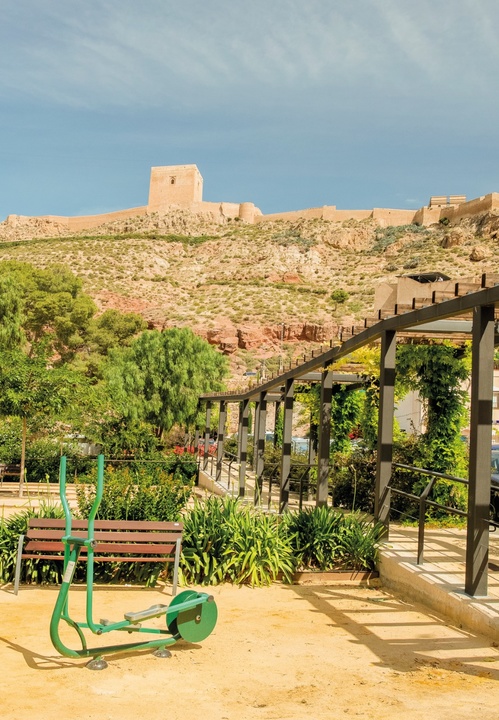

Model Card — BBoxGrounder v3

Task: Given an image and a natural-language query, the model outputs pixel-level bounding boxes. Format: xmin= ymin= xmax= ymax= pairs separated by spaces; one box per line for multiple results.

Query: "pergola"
xmin=199 ymin=274 xmax=499 ymax=597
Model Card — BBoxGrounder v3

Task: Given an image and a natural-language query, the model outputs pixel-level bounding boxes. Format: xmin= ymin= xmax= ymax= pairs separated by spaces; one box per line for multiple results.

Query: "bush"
xmin=0 ymin=502 xmax=65 ymax=585
xmin=0 ymin=419 xmax=93 ymax=482
xmin=75 ymin=462 xmax=192 ymax=522
xmin=284 ymin=506 xmax=383 ymax=571
xmin=181 ymin=497 xmax=296 ymax=586
xmin=181 ymin=498 xmax=384 ymax=585
xmin=283 ymin=505 xmax=344 ymax=570
xmin=330 ymin=437 xmax=468 ymax=523
xmin=330 ymin=447 xmax=377 ymax=513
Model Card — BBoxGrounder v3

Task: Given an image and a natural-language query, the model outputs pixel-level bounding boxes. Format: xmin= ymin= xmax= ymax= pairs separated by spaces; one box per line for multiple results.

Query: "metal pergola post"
xmin=254 ymin=391 xmax=267 ymax=504
xmin=252 ymin=399 xmax=260 ymax=471
xmin=203 ymin=401 xmax=212 ymax=471
xmin=374 ymin=330 xmax=396 ymax=534
xmin=465 ymin=304 xmax=495 ymax=597
xmin=279 ymin=378 xmax=295 ymax=513
xmin=236 ymin=402 xmax=243 ymax=460
xmin=238 ymin=399 xmax=250 ymax=497
xmin=316 ymin=370 xmax=334 ymax=506
xmin=216 ymin=401 xmax=227 ymax=485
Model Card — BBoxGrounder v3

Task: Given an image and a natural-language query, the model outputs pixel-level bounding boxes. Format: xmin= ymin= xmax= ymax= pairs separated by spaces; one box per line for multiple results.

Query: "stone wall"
xmin=4 ymin=163 xmax=499 ymax=235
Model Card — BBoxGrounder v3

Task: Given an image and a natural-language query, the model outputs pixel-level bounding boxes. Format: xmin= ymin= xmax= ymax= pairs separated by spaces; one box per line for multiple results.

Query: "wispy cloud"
xmin=2 ymin=0 xmax=497 ymax=111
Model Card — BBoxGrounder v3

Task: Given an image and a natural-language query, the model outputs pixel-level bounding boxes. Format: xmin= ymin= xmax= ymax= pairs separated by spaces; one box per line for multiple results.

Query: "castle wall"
xmin=5 ymin=206 xmax=149 ymax=233
xmin=412 ymin=206 xmax=442 ymax=225
xmin=371 ymin=208 xmax=417 ymax=226
xmin=255 ymin=207 xmax=329 ymax=223
xmin=325 ymin=209 xmax=372 ymax=221
xmin=444 ymin=193 xmax=499 ymax=222
xmin=4 ymin=163 xmax=498 ymax=235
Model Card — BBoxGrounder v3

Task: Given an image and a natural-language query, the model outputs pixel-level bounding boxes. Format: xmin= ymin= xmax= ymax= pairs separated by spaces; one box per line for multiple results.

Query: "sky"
xmin=1 ymin=0 xmax=499 ymax=220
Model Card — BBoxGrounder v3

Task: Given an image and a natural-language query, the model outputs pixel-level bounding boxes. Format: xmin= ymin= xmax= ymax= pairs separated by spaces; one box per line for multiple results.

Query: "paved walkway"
xmin=380 ymin=524 xmax=499 ymax=641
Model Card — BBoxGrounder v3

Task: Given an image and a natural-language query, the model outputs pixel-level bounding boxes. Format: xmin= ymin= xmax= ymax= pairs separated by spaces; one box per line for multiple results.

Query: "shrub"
xmin=0 ymin=502 xmax=65 ymax=585
xmin=330 ymin=448 xmax=377 ymax=513
xmin=283 ymin=505 xmax=344 ymax=570
xmin=335 ymin=513 xmax=385 ymax=570
xmin=284 ymin=506 xmax=383 ymax=571
xmin=181 ymin=497 xmax=296 ymax=586
xmin=75 ymin=462 xmax=192 ymax=522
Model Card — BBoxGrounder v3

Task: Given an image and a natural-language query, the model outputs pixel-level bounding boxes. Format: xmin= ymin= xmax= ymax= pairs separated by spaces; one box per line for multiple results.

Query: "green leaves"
xmin=181 ymin=497 xmax=296 ymax=587
xmin=75 ymin=459 xmax=193 ymax=522
xmin=283 ymin=506 xmax=383 ymax=571
xmin=181 ymin=499 xmax=383 ymax=586
xmin=104 ymin=327 xmax=228 ymax=437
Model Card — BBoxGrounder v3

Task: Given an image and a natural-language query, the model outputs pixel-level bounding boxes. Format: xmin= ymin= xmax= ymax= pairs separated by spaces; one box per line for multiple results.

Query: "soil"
xmin=2 ymin=581 xmax=499 ymax=720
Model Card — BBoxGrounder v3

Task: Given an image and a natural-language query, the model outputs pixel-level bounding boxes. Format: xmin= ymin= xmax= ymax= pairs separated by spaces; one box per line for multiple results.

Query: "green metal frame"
xmin=50 ymin=455 xmax=217 ymax=663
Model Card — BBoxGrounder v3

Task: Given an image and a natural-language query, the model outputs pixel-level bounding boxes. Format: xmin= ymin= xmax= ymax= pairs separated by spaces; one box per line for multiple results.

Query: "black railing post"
xmin=254 ymin=391 xmax=267 ymax=504
xmin=216 ymin=401 xmax=227 ymax=485
xmin=417 ymin=477 xmax=436 ymax=565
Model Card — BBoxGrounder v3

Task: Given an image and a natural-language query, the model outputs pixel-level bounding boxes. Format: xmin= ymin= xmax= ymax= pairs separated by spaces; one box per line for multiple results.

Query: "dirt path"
xmin=2 ymin=582 xmax=499 ymax=720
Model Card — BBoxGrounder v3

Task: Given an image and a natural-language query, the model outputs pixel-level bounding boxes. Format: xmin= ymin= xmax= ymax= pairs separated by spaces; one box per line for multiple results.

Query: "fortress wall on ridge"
xmin=3 ymin=163 xmax=497 ymax=234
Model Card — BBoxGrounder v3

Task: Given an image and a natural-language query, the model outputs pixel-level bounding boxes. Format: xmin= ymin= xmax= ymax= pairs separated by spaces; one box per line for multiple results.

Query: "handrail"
xmin=390 ymin=462 xmax=469 ymax=564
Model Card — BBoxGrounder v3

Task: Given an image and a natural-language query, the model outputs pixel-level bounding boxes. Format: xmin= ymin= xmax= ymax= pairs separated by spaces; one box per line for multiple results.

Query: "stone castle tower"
xmin=148 ymin=164 xmax=203 ymax=212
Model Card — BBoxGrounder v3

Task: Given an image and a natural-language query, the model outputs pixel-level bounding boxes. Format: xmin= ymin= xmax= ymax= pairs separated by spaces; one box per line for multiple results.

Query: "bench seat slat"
xmin=25 ymin=540 xmax=178 ymax=553
xmin=21 ymin=553 xmax=175 ymax=563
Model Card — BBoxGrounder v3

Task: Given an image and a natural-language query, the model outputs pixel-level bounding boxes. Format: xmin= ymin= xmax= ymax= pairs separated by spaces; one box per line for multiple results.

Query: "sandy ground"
xmin=2 ymin=581 xmax=499 ymax=720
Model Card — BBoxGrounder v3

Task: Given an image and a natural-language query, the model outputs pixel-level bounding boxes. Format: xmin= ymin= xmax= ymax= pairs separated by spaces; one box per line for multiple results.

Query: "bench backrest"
xmin=24 ymin=518 xmax=183 ymax=560
xmin=0 ymin=463 xmax=22 ymax=477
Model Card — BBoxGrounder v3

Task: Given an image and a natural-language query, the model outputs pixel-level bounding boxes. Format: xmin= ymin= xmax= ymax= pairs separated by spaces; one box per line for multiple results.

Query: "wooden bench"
xmin=14 ymin=518 xmax=183 ymax=596
xmin=0 ymin=463 xmax=22 ymax=488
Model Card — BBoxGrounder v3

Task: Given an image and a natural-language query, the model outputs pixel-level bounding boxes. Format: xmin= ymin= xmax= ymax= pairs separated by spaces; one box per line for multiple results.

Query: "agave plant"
xmin=223 ymin=507 xmax=296 ymax=586
xmin=283 ymin=506 xmax=384 ymax=572
xmin=335 ymin=513 xmax=385 ymax=570
xmin=180 ymin=497 xmax=296 ymax=586
xmin=283 ymin=506 xmax=345 ymax=571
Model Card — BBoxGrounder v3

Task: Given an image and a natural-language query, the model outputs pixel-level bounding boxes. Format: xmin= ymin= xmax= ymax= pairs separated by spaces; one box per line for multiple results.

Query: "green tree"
xmin=104 ymin=328 xmax=228 ymax=439
xmin=0 ymin=344 xmax=88 ymax=495
xmin=69 ymin=309 xmax=147 ymax=379
xmin=0 ymin=275 xmax=24 ymax=350
xmin=0 ymin=261 xmax=97 ymax=361
xmin=396 ymin=342 xmax=470 ymax=474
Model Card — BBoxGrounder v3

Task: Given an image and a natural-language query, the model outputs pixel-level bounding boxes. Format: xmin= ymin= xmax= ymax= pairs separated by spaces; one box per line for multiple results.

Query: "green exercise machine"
xmin=50 ymin=455 xmax=217 ymax=669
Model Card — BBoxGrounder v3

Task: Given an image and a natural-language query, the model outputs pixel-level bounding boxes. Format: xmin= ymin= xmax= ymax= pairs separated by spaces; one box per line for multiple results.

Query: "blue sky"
xmin=1 ymin=0 xmax=498 ymax=219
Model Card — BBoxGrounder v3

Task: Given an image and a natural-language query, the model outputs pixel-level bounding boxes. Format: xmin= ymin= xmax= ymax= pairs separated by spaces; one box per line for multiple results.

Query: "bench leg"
xmin=13 ymin=534 xmax=24 ymax=595
xmin=172 ymin=538 xmax=181 ymax=596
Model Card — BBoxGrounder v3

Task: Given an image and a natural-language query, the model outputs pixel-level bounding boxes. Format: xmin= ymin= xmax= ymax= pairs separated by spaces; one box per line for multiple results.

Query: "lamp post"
xmin=279 ymin=323 xmax=285 ymax=373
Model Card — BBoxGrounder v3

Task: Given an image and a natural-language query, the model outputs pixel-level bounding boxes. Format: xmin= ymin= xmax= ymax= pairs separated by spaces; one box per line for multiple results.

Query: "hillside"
xmin=1 ymin=209 xmax=499 ymax=380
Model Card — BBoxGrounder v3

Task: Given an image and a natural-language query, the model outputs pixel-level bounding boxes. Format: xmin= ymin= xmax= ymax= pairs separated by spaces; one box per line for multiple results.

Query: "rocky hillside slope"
xmin=1 ymin=209 xmax=498 ymax=379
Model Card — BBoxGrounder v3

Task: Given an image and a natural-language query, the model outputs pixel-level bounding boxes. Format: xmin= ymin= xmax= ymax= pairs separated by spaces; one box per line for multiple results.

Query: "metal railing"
xmin=257 ymin=461 xmax=316 ymax=510
xmin=389 ymin=463 xmax=470 ymax=565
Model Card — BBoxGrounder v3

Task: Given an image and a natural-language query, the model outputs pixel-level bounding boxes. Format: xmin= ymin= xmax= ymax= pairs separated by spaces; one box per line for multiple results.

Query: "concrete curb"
xmin=379 ymin=544 xmax=499 ymax=642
